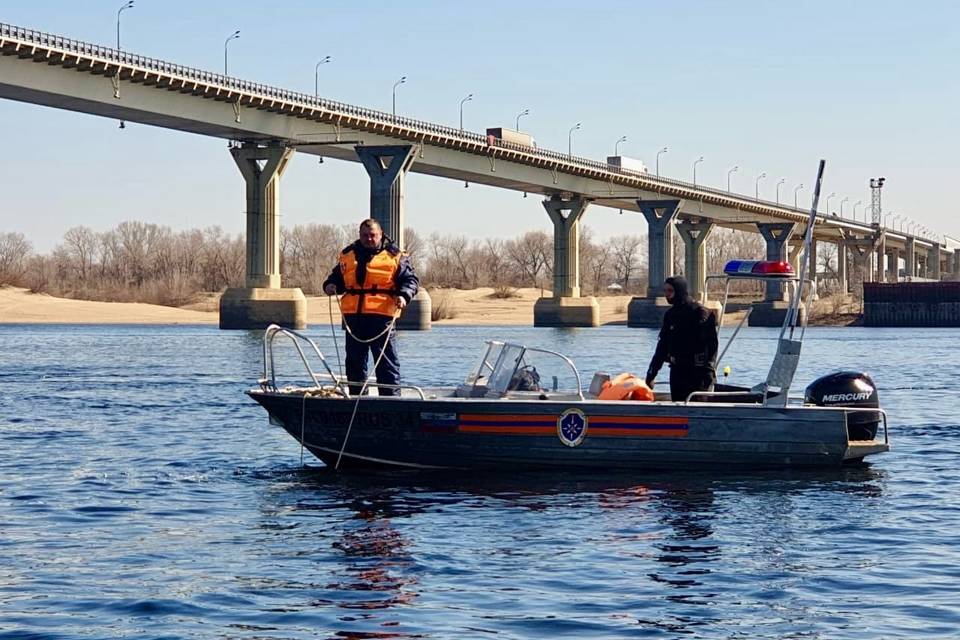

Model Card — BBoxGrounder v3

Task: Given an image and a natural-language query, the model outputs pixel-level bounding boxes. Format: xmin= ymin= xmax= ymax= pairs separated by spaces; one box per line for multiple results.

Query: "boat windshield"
xmin=464 ymin=341 xmax=506 ymax=386
xmin=463 ymin=341 xmax=584 ymax=398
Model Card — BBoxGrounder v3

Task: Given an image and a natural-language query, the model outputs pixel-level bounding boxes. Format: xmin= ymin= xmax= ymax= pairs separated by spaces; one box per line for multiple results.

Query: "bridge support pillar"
xmin=876 ymin=231 xmax=887 ymax=282
xmin=220 ymin=143 xmax=306 ymax=330
xmin=534 ymin=195 xmax=599 ymax=327
xmin=928 ymin=243 xmax=942 ymax=281
xmin=837 ymin=241 xmax=848 ymax=293
xmin=954 ymin=249 xmax=960 ymax=280
xmin=841 ymin=229 xmax=882 ymax=299
xmin=627 ymin=200 xmax=681 ymax=327
xmin=887 ymin=248 xmax=900 ymax=283
xmin=905 ymin=238 xmax=916 ymax=279
xmin=675 ymin=218 xmax=722 ymax=321
xmin=356 ymin=145 xmax=430 ymax=330
xmin=750 ymin=223 xmax=803 ymax=326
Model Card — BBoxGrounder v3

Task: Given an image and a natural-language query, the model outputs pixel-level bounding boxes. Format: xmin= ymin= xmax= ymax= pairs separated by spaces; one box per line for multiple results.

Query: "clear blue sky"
xmin=3 ymin=0 xmax=958 ymax=252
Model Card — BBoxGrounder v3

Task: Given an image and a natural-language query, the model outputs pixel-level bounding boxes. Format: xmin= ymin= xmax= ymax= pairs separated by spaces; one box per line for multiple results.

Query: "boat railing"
xmin=847 ymin=407 xmax=890 ymax=445
xmin=261 ymin=325 xmax=343 ymax=394
xmin=260 ymin=325 xmax=426 ymax=399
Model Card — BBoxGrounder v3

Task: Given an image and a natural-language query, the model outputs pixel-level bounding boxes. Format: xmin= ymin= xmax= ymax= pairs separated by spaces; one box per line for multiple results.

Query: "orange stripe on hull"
xmin=459 ymin=414 xmax=554 ymax=422
xmin=457 ymin=426 xmax=555 ymax=435
xmin=591 ymin=416 xmax=689 ymax=425
xmin=591 ymin=428 xmax=688 ymax=437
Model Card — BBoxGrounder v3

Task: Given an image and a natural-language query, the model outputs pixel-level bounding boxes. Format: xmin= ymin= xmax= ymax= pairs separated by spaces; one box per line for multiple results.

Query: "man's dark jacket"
xmin=646 ymin=276 xmax=718 ymax=382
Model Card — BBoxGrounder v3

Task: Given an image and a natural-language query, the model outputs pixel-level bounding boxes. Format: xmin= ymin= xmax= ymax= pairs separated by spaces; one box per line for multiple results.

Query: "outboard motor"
xmin=804 ymin=372 xmax=881 ymax=441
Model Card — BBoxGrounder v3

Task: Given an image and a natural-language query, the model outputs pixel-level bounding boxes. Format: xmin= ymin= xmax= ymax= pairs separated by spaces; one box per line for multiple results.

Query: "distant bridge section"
xmin=1 ymin=22 xmax=955 ymax=328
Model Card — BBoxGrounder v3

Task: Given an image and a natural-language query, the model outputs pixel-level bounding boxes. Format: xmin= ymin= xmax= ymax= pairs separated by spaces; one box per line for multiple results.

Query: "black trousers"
xmin=344 ymin=314 xmax=400 ymax=396
xmin=669 ymin=366 xmax=715 ymax=402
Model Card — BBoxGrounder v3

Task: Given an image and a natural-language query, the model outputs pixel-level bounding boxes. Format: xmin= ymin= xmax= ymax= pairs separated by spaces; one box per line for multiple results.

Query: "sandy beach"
xmin=0 ymin=286 xmax=854 ymax=326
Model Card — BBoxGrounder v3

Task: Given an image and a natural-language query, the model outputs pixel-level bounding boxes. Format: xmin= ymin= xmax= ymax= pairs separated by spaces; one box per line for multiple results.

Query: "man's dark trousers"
xmin=344 ymin=314 xmax=400 ymax=396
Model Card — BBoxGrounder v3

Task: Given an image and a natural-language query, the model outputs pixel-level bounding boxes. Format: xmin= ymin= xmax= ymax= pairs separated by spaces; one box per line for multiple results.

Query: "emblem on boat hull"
xmin=558 ymin=408 xmax=588 ymax=447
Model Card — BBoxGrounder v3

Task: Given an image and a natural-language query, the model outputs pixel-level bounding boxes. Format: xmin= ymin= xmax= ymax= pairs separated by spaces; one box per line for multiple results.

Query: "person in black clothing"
xmin=645 ymin=276 xmax=719 ymax=402
xmin=323 ymin=219 xmax=419 ymax=396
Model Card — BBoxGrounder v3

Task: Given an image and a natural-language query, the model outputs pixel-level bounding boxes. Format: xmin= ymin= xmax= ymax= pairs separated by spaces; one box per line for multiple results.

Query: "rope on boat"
xmin=328 ymin=295 xmax=343 ymax=378
xmin=328 ymin=294 xmax=402 ymax=471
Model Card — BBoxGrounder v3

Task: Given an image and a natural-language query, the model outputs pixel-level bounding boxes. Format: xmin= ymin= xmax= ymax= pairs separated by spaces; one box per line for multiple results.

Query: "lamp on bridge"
xmin=392 ymin=76 xmax=407 ymax=116
xmin=314 ymin=56 xmax=331 ymax=98
xmin=614 ymin=135 xmax=627 ymax=157
xmin=775 ymin=178 xmax=786 ymax=204
xmin=755 ymin=172 xmax=767 ymax=199
xmin=839 ymin=196 xmax=849 ymax=218
xmin=459 ymin=93 xmax=474 ymax=131
xmin=515 ymin=108 xmax=530 ymax=131
xmin=852 ymin=200 xmax=861 ymax=221
xmin=116 ymin=1 xmax=135 ymax=130
xmin=567 ymin=123 xmax=581 ymax=158
xmin=655 ymin=146 xmax=668 ymax=177
xmin=793 ymin=183 xmax=804 ymax=208
xmin=224 ymin=30 xmax=240 ymax=76
xmin=824 ymin=192 xmax=836 ymax=216
xmin=693 ymin=156 xmax=704 ymax=186
xmin=726 ymin=165 xmax=739 ymax=192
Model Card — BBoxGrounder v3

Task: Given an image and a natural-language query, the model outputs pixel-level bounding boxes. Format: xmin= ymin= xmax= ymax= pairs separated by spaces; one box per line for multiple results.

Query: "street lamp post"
xmin=839 ymin=196 xmax=849 ymax=218
xmin=884 ymin=212 xmax=896 ymax=227
xmin=515 ymin=108 xmax=529 ymax=131
xmin=755 ymin=172 xmax=767 ymax=199
xmin=693 ymin=156 xmax=704 ymax=185
xmin=392 ymin=76 xmax=406 ymax=116
xmin=794 ymin=183 xmax=804 ymax=208
xmin=614 ymin=135 xmax=627 ymax=157
xmin=726 ymin=165 xmax=739 ymax=192
xmin=116 ymin=1 xmax=134 ymax=129
xmin=775 ymin=178 xmax=786 ymax=204
xmin=117 ymin=1 xmax=134 ymax=49
xmin=224 ymin=30 xmax=240 ymax=76
xmin=852 ymin=201 xmax=861 ymax=221
xmin=314 ymin=56 xmax=331 ymax=98
xmin=655 ymin=146 xmax=668 ymax=177
xmin=459 ymin=93 xmax=474 ymax=131
xmin=825 ymin=192 xmax=836 ymax=215
xmin=567 ymin=123 xmax=581 ymax=158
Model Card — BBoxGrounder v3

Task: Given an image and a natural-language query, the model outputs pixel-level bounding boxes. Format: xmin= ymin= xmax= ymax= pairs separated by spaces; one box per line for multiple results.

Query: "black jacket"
xmin=322 ymin=239 xmax=419 ymax=303
xmin=647 ymin=277 xmax=718 ymax=380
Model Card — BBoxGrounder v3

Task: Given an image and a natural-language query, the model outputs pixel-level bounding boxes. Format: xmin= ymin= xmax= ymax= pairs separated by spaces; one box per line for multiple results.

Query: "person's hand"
xmin=644 ymin=372 xmax=655 ymax=388
xmin=397 ymin=296 xmax=407 ymax=310
xmin=323 ymin=284 xmax=337 ymax=296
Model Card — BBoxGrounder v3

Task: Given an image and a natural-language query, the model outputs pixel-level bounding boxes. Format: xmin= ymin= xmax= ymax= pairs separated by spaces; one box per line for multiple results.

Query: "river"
xmin=1 ymin=324 xmax=958 ymax=638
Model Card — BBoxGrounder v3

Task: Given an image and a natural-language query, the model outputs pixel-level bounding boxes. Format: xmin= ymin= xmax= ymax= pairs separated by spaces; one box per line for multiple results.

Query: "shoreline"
xmin=0 ymin=286 xmax=860 ymax=327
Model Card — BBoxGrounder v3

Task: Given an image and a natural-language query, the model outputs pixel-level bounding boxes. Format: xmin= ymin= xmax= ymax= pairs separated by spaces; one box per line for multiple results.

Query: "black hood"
xmin=665 ymin=276 xmax=691 ymax=306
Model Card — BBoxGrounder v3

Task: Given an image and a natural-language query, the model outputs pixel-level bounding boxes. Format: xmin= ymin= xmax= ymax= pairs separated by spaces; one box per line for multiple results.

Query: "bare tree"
xmin=610 ymin=234 xmax=644 ymax=294
xmin=0 ymin=232 xmax=32 ymax=285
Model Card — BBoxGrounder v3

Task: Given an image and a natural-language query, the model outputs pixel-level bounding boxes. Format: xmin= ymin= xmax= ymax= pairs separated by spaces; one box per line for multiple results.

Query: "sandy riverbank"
xmin=0 ymin=286 xmax=859 ymax=326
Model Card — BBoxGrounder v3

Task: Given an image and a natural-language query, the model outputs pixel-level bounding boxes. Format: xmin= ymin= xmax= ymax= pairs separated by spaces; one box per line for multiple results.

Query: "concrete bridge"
xmin=2 ymin=22 xmax=956 ymax=329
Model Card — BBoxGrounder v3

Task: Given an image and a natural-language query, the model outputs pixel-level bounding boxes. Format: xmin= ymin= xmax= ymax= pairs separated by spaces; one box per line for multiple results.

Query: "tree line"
xmin=0 ymin=221 xmax=768 ymax=306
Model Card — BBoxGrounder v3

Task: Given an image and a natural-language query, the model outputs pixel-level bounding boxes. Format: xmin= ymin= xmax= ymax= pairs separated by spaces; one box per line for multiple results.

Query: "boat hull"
xmin=248 ymin=391 xmax=887 ymax=470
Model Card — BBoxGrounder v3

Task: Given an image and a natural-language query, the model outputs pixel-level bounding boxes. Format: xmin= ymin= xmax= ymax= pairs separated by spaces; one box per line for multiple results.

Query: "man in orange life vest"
xmin=323 ymin=219 xmax=419 ymax=396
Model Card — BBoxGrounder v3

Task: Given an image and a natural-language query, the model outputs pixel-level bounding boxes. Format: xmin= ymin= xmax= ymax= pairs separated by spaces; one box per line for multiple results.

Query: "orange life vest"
xmin=598 ymin=373 xmax=655 ymax=401
xmin=339 ymin=246 xmax=402 ymax=317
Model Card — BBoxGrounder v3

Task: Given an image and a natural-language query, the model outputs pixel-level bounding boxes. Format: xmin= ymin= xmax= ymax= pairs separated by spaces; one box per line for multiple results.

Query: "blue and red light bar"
xmin=723 ymin=260 xmax=796 ymax=279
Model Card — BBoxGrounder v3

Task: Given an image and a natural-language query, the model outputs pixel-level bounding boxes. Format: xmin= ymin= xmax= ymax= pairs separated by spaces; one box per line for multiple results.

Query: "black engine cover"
xmin=804 ymin=371 xmax=880 ymax=440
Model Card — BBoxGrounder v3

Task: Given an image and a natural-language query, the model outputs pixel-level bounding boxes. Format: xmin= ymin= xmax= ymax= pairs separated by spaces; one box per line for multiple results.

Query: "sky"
xmin=2 ymin=0 xmax=958 ymax=253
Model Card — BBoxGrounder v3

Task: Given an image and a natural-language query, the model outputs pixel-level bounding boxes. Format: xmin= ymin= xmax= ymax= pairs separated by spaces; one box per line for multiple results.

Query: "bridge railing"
xmin=0 ymin=21 xmax=914 ymax=236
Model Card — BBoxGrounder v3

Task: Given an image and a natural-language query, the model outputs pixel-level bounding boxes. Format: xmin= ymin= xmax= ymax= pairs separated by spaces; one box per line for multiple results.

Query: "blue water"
xmin=2 ymin=324 xmax=959 ymax=639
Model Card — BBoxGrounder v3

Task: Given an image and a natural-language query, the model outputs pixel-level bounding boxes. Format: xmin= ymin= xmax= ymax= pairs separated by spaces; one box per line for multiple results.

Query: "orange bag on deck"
xmin=598 ymin=373 xmax=655 ymax=401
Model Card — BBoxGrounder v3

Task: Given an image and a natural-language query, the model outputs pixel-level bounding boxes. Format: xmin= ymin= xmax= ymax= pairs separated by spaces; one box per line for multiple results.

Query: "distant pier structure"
xmin=864 ymin=282 xmax=960 ymax=327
